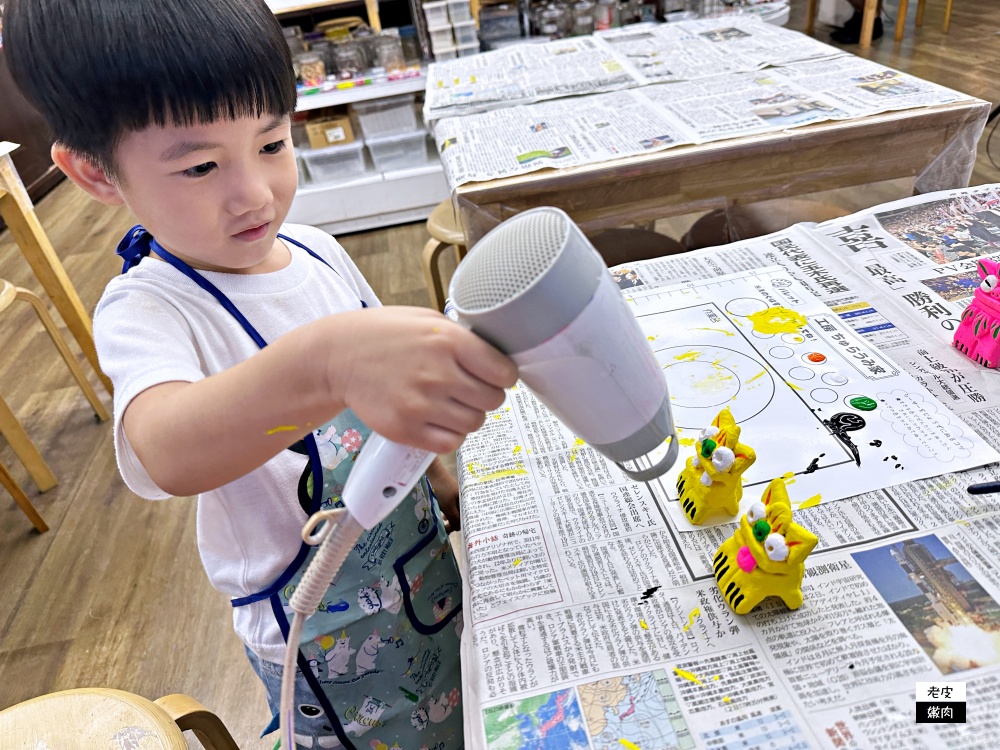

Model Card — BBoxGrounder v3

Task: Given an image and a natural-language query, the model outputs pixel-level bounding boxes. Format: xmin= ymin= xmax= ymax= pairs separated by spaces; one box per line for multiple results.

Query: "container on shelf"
xmin=428 ymin=24 xmax=455 ymax=51
xmin=351 ymin=93 xmax=419 ymax=139
xmin=296 ymin=53 xmax=326 ymax=87
xmin=433 ymin=43 xmax=458 ymax=61
xmin=333 ymin=39 xmax=366 ymax=79
xmin=375 ymin=31 xmax=407 ymax=73
xmin=571 ymin=0 xmax=595 ymax=36
xmin=594 ymin=0 xmax=621 ymax=29
xmin=479 ymin=3 xmax=521 ymax=40
xmin=366 ymin=130 xmax=431 ymax=172
xmin=300 ymin=140 xmax=367 ymax=184
xmin=446 ymin=0 xmax=474 ymax=24
xmin=456 ymin=42 xmax=480 ymax=57
xmin=399 ymin=25 xmax=422 ymax=62
xmin=452 ymin=20 xmax=478 ymax=46
xmin=306 ymin=115 xmax=355 ymax=149
xmin=422 ymin=0 xmax=451 ymax=28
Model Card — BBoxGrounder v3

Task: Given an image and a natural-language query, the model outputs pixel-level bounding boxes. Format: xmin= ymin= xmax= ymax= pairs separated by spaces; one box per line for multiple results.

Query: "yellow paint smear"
xmin=713 ymin=675 xmax=720 ymax=681
xmin=679 ymin=437 xmax=696 ymax=447
xmin=647 ymin=336 xmax=657 ymax=341
xmin=674 ymin=350 xmax=701 ymax=362
xmin=467 ymin=461 xmax=528 ymax=483
xmin=513 ymin=558 xmax=522 ymax=567
xmin=747 ymin=306 xmax=807 ymax=334
xmin=747 ymin=370 xmax=767 ymax=384
xmin=723 ymin=696 xmax=731 ymax=703
xmin=682 ymin=607 xmax=701 ymax=632
xmin=692 ymin=327 xmax=735 ymax=337
xmin=640 ymin=619 xmax=648 ymax=630
xmin=674 ymin=667 xmax=702 ymax=685
xmin=569 ymin=437 xmax=586 ymax=462
xmin=513 ymin=446 xmax=523 ymax=455
xmin=266 ymin=425 xmax=298 ymax=435
xmin=620 ymin=741 xmax=640 ymax=750
xmin=786 ymin=381 xmax=804 ymax=392
xmin=798 ymin=494 xmax=822 ymax=509
xmin=782 ymin=471 xmax=796 ymax=485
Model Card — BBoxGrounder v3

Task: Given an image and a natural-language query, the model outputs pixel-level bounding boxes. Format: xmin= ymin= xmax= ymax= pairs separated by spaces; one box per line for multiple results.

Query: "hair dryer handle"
xmin=341 ymin=433 xmax=435 ymax=529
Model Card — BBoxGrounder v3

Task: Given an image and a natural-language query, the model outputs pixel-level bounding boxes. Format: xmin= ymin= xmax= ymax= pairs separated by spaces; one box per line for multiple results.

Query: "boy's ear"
xmin=50 ymin=143 xmax=124 ymax=206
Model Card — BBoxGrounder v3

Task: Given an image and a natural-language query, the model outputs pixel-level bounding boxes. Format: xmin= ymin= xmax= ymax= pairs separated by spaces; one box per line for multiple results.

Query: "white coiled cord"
xmin=280 ymin=507 xmax=365 ymax=750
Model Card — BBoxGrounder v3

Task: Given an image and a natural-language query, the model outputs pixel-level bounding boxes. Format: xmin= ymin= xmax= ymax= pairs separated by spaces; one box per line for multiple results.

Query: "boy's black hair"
xmin=2 ymin=0 xmax=297 ymax=177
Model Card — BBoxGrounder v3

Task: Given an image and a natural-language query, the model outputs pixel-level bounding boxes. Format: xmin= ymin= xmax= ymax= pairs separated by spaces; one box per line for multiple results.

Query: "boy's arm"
xmin=426 ymin=457 xmax=461 ymax=531
xmin=124 ymin=306 xmax=517 ymax=497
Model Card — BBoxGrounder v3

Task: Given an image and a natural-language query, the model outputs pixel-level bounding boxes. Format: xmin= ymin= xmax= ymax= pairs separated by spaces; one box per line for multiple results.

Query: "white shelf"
xmin=289 ymin=159 xmax=449 ymax=234
xmin=296 ymin=70 xmax=427 ymax=112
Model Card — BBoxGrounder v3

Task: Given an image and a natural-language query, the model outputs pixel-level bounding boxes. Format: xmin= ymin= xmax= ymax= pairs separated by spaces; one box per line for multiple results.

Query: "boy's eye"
xmin=262 ymin=140 xmax=287 ymax=155
xmin=182 ymin=161 xmax=216 ymax=178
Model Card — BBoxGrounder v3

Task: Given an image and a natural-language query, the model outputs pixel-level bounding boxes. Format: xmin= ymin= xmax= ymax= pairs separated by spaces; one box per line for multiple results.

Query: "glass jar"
xmin=375 ymin=32 xmax=406 ymax=73
xmin=593 ymin=0 xmax=619 ymax=29
xmin=571 ymin=0 xmax=595 ymax=35
xmin=539 ymin=4 xmax=567 ymax=37
xmin=399 ymin=25 xmax=422 ymax=63
xmin=333 ymin=40 xmax=366 ymax=79
xmin=296 ymin=52 xmax=326 ymax=86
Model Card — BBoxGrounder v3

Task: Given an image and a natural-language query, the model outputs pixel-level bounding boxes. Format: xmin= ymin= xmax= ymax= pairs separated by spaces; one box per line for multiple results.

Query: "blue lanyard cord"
xmin=115 ymin=224 xmax=366 ymax=351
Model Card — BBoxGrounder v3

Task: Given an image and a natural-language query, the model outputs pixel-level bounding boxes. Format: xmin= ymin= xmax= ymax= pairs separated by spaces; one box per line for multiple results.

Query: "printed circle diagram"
xmin=656 ymin=345 xmax=775 ymax=428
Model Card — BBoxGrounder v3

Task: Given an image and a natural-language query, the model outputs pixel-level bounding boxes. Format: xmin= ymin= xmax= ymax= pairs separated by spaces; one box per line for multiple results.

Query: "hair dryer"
xmin=280 ymin=207 xmax=678 ymax=748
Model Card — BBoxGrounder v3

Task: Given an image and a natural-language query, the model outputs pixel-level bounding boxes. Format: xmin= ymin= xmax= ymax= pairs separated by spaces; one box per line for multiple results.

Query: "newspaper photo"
xmin=455 ymin=184 xmax=1000 ymax=749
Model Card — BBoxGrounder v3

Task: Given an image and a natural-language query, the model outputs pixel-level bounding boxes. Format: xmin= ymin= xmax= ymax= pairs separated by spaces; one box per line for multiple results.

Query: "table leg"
xmin=942 ymin=0 xmax=953 ymax=32
xmin=0 ymin=190 xmax=113 ymax=397
xmin=0 ymin=391 xmax=57 ymax=492
xmin=0 ymin=460 xmax=48 ymax=533
xmin=915 ymin=0 xmax=926 ymax=26
xmin=805 ymin=0 xmax=817 ymax=35
xmin=895 ymin=0 xmax=909 ymax=40
xmin=859 ymin=0 xmax=879 ymax=50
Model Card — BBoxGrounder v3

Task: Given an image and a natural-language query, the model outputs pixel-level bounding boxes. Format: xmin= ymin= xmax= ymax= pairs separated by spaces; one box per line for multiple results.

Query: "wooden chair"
xmin=805 ymin=0 xmax=881 ymax=49
xmin=0 ymin=278 xmax=109 ymax=532
xmin=1 ymin=143 xmax=112 ymax=395
xmin=682 ymin=199 xmax=850 ymax=251
xmin=895 ymin=0 xmax=954 ymax=41
xmin=422 ymin=199 xmax=468 ymax=312
xmin=0 ymin=688 xmax=240 ymax=750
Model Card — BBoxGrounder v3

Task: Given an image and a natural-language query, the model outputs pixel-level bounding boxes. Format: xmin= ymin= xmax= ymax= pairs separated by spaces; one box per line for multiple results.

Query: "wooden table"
xmin=0 ymin=142 xmax=112 ymax=394
xmin=453 ymin=99 xmax=990 ymax=246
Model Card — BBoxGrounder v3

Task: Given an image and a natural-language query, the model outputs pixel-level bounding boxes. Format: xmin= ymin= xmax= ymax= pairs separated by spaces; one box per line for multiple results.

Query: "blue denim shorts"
xmin=245 ymin=646 xmax=344 ymax=749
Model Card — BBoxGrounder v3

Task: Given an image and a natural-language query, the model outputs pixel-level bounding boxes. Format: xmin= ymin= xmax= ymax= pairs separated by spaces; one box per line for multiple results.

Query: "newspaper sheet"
xmin=433 ymin=57 xmax=970 ymax=187
xmin=423 ymin=35 xmax=647 ymax=122
xmin=457 ymin=184 xmax=1000 ymax=749
xmin=434 ymin=89 xmax=696 ymax=187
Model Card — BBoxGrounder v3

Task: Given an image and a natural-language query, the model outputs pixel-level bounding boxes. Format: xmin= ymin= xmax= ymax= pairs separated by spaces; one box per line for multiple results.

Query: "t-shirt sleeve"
xmin=94 ymin=284 xmax=207 ymax=500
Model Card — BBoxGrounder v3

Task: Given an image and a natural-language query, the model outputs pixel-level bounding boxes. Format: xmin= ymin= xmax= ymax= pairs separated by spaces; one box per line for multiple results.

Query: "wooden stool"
xmin=0 ymin=688 xmax=240 ymax=749
xmin=805 ymin=0 xmax=880 ymax=49
xmin=0 ymin=278 xmax=110 ymax=531
xmin=589 ymin=227 xmax=688 ymax=267
xmin=895 ymin=0 xmax=953 ymax=40
xmin=422 ymin=200 xmax=468 ymax=312
xmin=683 ymin=199 xmax=850 ymax=250
xmin=1 ymin=142 xmax=113 ymax=395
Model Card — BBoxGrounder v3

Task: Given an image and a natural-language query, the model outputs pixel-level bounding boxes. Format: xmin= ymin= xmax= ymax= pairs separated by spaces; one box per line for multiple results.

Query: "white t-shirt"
xmin=94 ymin=224 xmax=379 ymax=663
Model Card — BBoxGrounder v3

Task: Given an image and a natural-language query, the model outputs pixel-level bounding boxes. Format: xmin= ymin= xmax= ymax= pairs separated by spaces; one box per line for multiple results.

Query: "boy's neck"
xmin=152 ymin=237 xmax=292 ymax=275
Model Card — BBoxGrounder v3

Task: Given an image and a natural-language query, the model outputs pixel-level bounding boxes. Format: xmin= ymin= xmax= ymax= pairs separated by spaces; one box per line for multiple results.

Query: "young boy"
xmin=3 ymin=1 xmax=517 ymax=747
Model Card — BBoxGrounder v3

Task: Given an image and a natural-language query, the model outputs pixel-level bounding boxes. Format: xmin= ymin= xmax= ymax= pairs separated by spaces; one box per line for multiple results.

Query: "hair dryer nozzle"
xmin=449 ymin=208 xmax=679 ymax=481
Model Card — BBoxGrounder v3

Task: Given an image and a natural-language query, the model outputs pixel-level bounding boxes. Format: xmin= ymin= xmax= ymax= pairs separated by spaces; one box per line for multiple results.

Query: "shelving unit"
xmin=271 ymin=2 xmax=449 ymax=233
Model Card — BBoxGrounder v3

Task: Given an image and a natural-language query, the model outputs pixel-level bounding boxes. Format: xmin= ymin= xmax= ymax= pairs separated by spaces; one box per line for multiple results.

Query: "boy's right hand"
xmin=328 ymin=307 xmax=518 ymax=454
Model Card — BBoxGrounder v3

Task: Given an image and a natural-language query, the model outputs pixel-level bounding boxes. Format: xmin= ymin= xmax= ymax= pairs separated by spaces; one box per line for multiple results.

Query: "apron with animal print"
xmin=115 ymin=226 xmax=464 ymax=750
xmin=240 ymin=411 xmax=465 ymax=750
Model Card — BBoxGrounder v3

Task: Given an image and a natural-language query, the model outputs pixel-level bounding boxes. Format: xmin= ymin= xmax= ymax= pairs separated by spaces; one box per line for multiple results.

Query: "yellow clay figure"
xmin=675 ymin=407 xmax=756 ymax=525
xmin=713 ymin=477 xmax=818 ymax=615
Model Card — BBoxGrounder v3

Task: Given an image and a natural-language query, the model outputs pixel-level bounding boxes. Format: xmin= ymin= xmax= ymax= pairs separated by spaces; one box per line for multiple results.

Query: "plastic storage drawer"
xmin=428 ymin=25 xmax=454 ymax=51
xmin=422 ymin=0 xmax=450 ymax=27
xmin=366 ymin=130 xmax=430 ymax=172
xmin=452 ymin=21 xmax=478 ymax=46
xmin=434 ymin=44 xmax=458 ymax=61
xmin=351 ymin=94 xmax=418 ymax=139
xmin=456 ymin=42 xmax=479 ymax=57
xmin=300 ymin=141 xmax=367 ymax=183
xmin=447 ymin=0 xmax=473 ymax=23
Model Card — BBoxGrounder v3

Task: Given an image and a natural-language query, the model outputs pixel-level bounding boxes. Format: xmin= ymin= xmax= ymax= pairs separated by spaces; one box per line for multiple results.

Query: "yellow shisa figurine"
xmin=675 ymin=407 xmax=756 ymax=525
xmin=713 ymin=477 xmax=818 ymax=615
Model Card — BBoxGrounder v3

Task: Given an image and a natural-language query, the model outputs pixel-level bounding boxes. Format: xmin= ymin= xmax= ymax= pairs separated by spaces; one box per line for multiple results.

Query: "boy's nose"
xmin=227 ymin=171 xmax=273 ymax=215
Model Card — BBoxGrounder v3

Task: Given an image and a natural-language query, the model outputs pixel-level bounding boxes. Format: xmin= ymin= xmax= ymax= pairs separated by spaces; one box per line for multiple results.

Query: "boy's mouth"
xmin=233 ymin=222 xmax=271 ymax=242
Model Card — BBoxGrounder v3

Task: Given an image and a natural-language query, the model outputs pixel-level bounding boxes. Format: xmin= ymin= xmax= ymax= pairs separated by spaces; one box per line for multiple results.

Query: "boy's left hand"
xmin=427 ymin=458 xmax=461 ymax=532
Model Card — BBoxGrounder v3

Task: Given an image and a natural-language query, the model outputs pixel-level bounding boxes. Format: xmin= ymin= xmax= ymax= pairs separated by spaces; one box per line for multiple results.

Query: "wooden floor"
xmin=0 ymin=1 xmax=998 ymax=746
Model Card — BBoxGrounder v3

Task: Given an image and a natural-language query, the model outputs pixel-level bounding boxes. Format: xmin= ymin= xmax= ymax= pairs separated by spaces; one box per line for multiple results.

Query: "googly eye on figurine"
xmin=764 ymin=533 xmax=789 ymax=562
xmin=745 ymin=501 xmax=766 ymax=524
xmin=982 ymin=274 xmax=999 ymax=293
